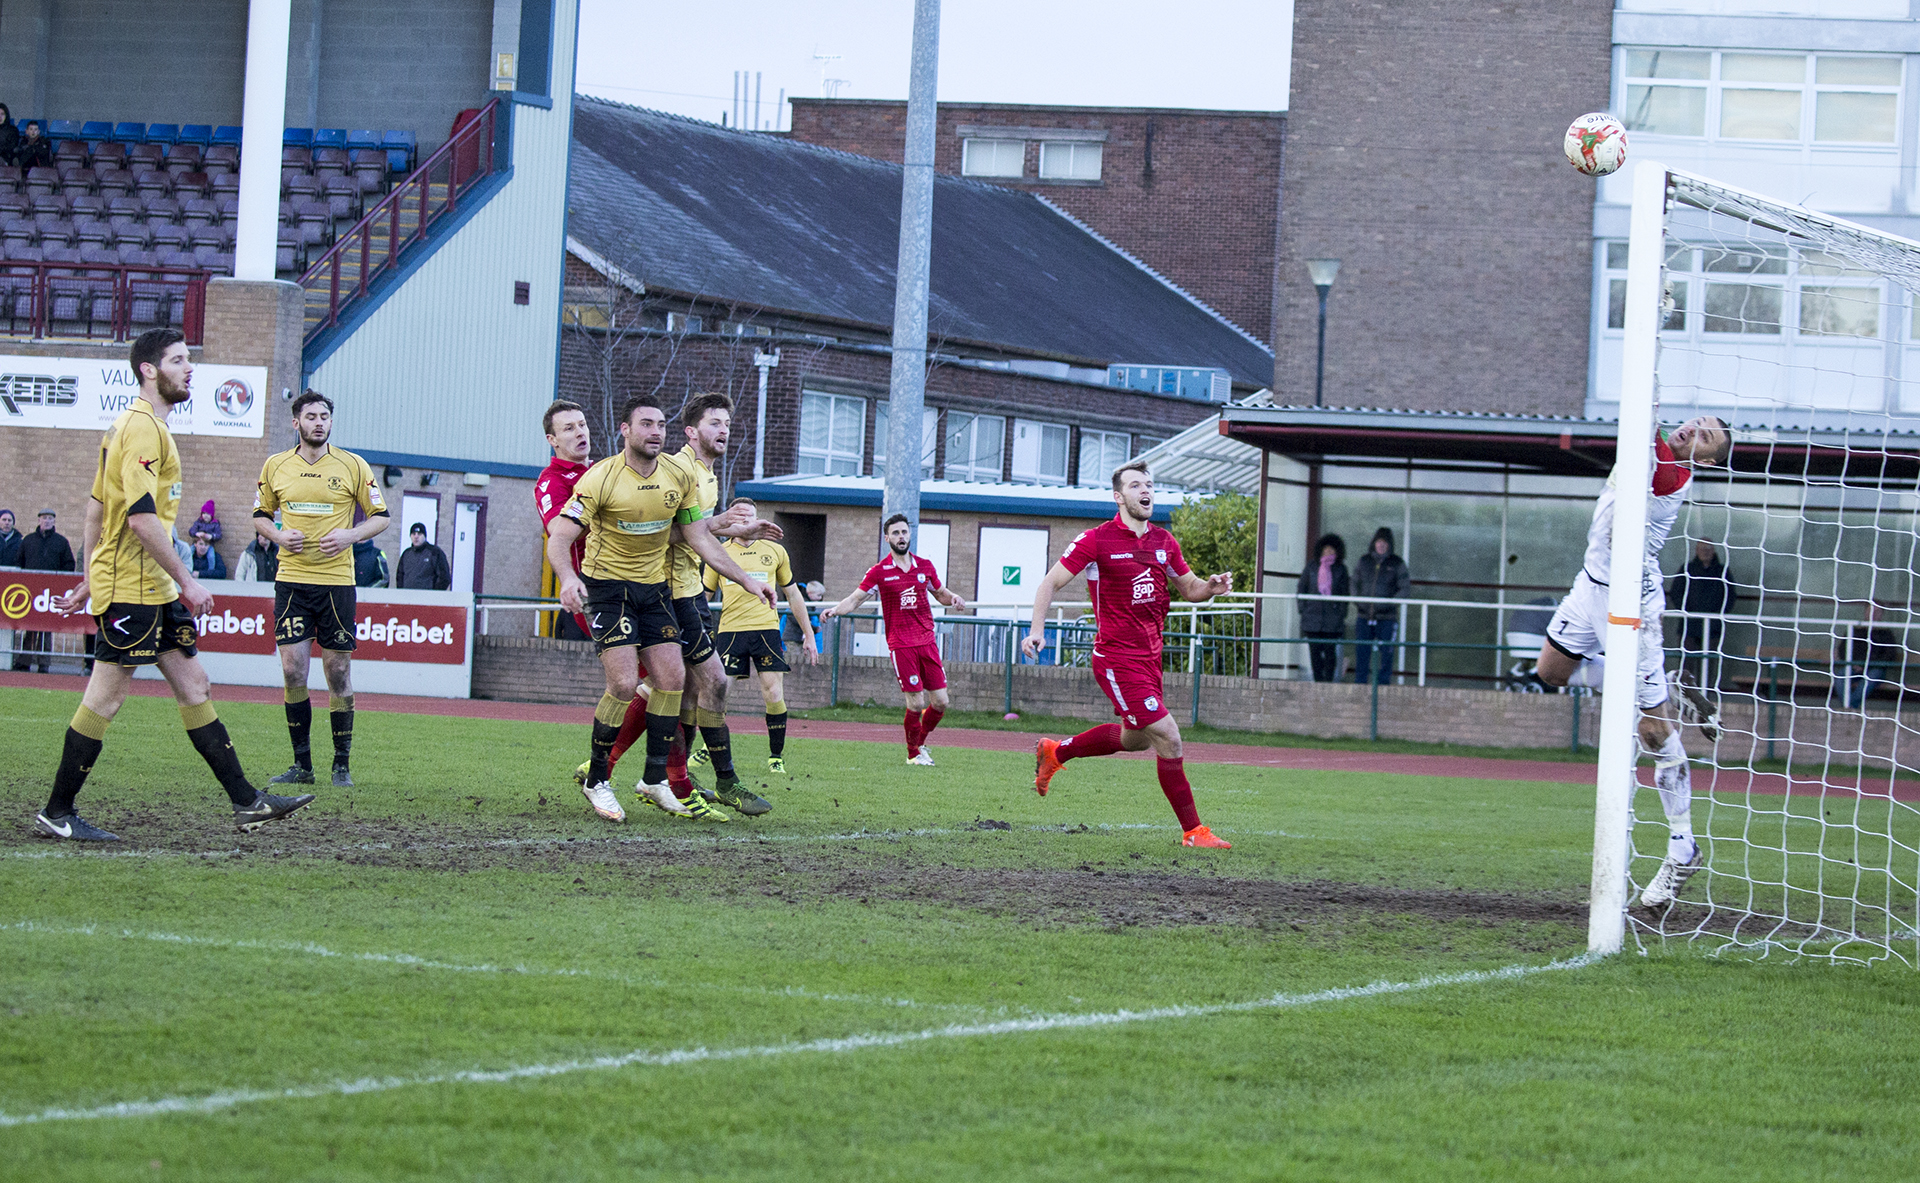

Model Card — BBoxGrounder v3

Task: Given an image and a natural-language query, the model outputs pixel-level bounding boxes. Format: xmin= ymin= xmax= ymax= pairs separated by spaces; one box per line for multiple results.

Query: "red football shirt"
xmin=858 ymin=553 xmax=943 ymax=648
xmin=1057 ymin=518 xmax=1191 ymax=663
xmin=535 ymin=456 xmax=590 ymax=571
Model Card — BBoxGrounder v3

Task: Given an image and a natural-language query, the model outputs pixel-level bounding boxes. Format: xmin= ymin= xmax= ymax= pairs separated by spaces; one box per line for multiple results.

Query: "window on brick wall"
xmin=872 ymin=402 xmax=938 ymax=477
xmin=1011 ymin=419 xmax=1070 ymax=484
xmin=797 ymin=390 xmax=865 ymax=475
xmin=1077 ymin=429 xmax=1131 ymax=487
xmin=962 ymin=138 xmax=1025 ymax=178
xmin=944 ymin=412 xmax=1004 ymax=482
xmin=1038 ymin=140 xmax=1102 ymax=181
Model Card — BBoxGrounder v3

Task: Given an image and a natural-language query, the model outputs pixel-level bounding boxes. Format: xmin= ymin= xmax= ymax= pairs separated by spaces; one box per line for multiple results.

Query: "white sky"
xmin=573 ymin=1 xmax=1293 ymax=129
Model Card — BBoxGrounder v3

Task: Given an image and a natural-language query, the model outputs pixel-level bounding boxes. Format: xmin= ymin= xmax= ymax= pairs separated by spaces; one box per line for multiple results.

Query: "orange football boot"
xmin=1182 ymin=825 xmax=1231 ymax=849
xmin=1033 ymin=738 xmax=1063 ymax=796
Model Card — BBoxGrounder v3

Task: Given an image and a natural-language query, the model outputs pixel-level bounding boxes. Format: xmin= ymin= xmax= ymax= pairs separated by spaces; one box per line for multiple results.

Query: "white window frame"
xmin=1011 ymin=419 xmax=1071 ymax=485
xmin=961 ymin=138 xmax=1025 ymax=178
xmin=1076 ymin=428 xmax=1132 ymax=487
xmin=797 ymin=390 xmax=866 ymax=476
xmin=1620 ymin=48 xmax=1902 ymax=147
xmin=1598 ymin=239 xmax=1885 ymax=344
xmin=872 ymin=402 xmax=939 ymax=477
xmin=1038 ymin=140 xmax=1102 ymax=181
xmin=944 ymin=412 xmax=1005 ymax=483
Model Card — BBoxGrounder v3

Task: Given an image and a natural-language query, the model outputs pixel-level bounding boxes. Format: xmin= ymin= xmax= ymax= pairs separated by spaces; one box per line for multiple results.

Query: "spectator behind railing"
xmin=190 ymin=531 xmax=227 ymax=580
xmin=15 ymin=120 xmax=51 ymax=170
xmin=235 ymin=533 xmax=278 ymax=582
xmin=0 ymin=508 xmax=20 ymax=567
xmin=13 ymin=508 xmax=73 ymax=673
xmin=0 ymin=105 xmax=18 ymax=167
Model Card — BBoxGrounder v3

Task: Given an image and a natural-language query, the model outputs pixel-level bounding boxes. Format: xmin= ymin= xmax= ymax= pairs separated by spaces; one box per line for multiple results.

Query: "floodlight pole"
xmin=233 ymin=0 xmax=292 ymax=282
xmin=1306 ymin=258 xmax=1340 ymax=408
xmin=884 ymin=0 xmax=939 ymax=547
xmin=752 ymin=347 xmax=780 ymax=481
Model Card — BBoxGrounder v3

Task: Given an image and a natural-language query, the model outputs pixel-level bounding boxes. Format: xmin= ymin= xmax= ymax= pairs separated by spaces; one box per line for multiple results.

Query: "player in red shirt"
xmin=822 ymin=513 xmax=968 ymax=764
xmin=1024 ymin=460 xmax=1235 ymax=848
xmin=535 ymin=400 xmax=697 ymax=819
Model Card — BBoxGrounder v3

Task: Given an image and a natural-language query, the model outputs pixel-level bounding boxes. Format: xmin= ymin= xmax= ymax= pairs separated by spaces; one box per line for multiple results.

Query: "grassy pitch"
xmin=2 ymin=685 xmax=1917 ymax=1180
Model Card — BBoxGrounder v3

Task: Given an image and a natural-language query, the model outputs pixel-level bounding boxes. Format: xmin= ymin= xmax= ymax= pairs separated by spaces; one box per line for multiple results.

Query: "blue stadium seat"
xmin=115 ymin=121 xmax=149 ymax=143
xmin=47 ymin=121 xmax=83 ymax=141
xmin=212 ymin=126 xmax=243 ymax=147
xmin=80 ymin=121 xmax=113 ymax=143
xmin=283 ymin=127 xmax=313 ymax=148
xmin=143 ymin=123 xmax=177 ymax=144
xmin=383 ymin=129 xmax=416 ymax=174
xmin=177 ymin=124 xmax=212 ymax=147
xmin=312 ymin=128 xmax=346 ymax=150
xmin=346 ymin=129 xmax=380 ymax=151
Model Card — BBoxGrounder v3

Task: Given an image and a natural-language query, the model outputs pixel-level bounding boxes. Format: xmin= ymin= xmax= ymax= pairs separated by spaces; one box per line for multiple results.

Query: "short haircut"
xmin=290 ymin=388 xmax=333 ymax=417
xmin=129 ymin=327 xmax=184 ymax=383
xmin=618 ymin=393 xmax=662 ymax=426
xmin=1704 ymin=416 xmax=1733 ymax=466
xmin=542 ymin=398 xmax=584 ymax=437
xmin=1111 ymin=458 xmax=1150 ymax=492
xmin=883 ymin=512 xmax=910 ymax=532
xmin=680 ymin=391 xmax=734 ymax=429
xmin=728 ymin=496 xmax=755 ymax=510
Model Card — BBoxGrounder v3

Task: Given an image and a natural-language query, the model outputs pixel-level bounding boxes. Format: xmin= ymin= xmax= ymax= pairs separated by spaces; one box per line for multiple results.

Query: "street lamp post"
xmin=1306 ymin=258 xmax=1341 ymax=407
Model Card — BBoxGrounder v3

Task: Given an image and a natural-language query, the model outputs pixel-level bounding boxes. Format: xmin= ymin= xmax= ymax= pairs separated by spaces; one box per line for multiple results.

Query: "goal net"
xmin=1594 ymin=162 xmax=1920 ymax=965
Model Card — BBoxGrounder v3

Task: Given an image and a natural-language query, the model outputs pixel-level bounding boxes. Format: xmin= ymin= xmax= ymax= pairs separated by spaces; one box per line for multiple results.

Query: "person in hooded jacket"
xmin=1351 ymin=526 xmax=1411 ymax=685
xmin=1298 ymin=533 xmax=1349 ymax=682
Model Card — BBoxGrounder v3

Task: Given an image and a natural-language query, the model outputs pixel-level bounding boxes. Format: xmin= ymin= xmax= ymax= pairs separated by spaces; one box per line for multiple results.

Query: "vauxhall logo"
xmin=0 ymin=374 xmax=80 ymax=415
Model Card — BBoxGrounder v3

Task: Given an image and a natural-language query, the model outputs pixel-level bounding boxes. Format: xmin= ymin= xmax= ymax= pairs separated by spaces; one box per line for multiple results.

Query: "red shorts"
xmin=1092 ymin=651 xmax=1168 ymax=728
xmin=889 ymin=642 xmax=947 ymax=694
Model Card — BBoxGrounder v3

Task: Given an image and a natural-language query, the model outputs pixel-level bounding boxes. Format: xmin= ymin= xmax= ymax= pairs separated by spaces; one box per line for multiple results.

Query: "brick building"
xmin=787 ymin=98 xmax=1285 ymax=346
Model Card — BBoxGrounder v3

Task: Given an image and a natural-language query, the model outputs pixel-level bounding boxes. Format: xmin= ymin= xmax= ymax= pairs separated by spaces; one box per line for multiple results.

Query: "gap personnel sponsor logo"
xmin=195 ymin=609 xmax=267 ymax=637
xmin=286 ymin=501 xmax=334 ymax=514
xmin=615 ymin=519 xmax=670 ymax=535
xmin=356 ymin=616 xmax=459 ymax=646
xmin=1131 ymin=569 xmax=1157 ymax=602
xmin=0 ymin=374 xmax=79 ymax=415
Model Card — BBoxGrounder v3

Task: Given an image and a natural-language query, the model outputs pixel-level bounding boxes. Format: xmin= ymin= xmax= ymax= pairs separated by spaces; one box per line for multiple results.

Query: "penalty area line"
xmin=0 ymin=953 xmax=1601 ymax=1128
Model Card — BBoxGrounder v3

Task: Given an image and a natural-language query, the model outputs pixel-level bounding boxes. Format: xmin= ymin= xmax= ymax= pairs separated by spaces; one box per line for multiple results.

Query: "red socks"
xmin=904 ymin=709 xmax=924 ymax=755
xmin=606 ymin=689 xmax=651 ymax=772
xmin=1155 ymin=756 xmax=1201 ymax=832
xmin=919 ymin=706 xmax=944 ymax=746
xmin=1058 ymin=723 xmax=1123 ymax=762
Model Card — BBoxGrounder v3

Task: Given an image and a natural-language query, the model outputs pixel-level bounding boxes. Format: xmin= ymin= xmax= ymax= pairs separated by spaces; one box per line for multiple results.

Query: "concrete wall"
xmin=0 ymin=0 xmax=497 ymax=154
xmin=788 ymin=99 xmax=1285 ymax=346
xmin=1273 ymin=0 xmax=1613 ymax=414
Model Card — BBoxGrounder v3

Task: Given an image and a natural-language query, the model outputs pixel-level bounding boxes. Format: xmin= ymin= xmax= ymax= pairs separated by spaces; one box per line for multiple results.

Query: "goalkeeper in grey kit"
xmin=1532 ymin=415 xmax=1732 ymax=908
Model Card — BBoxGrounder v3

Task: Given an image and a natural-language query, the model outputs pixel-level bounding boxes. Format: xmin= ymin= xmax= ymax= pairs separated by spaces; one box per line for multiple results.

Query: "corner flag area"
xmin=2 ymin=680 xmax=1914 ymax=1179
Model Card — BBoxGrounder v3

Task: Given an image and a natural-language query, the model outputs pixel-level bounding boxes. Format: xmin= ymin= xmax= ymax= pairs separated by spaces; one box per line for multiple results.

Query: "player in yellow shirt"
xmin=662 ymin=392 xmax=783 ymax=816
xmin=36 ymin=328 xmax=313 ymax=841
xmin=546 ymin=395 xmax=776 ymax=821
xmin=251 ymin=390 xmax=391 ymax=789
xmin=703 ymin=496 xmax=819 ymax=774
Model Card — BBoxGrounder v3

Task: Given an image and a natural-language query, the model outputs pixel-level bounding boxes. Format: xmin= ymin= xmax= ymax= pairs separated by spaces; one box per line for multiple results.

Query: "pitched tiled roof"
xmin=567 ymin=96 xmax=1274 ymax=387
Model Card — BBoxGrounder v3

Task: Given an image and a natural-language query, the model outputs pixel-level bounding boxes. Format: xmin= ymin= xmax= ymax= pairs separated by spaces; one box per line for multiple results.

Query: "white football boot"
xmin=1639 ymin=840 xmax=1702 ymax=908
xmin=635 ymin=780 xmax=693 ymax=815
xmin=580 ymin=780 xmax=626 ymax=823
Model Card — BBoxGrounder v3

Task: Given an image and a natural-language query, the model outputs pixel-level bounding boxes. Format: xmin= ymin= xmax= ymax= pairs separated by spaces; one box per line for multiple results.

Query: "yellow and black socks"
xmin=46 ymin=704 xmax=110 ymax=816
xmin=181 ymin=700 xmax=258 ymax=806
xmin=588 ymin=692 xmax=631 ymax=787
xmin=329 ymin=693 xmax=354 ymax=771
xmin=696 ymin=707 xmax=734 ymax=779
xmin=642 ymin=690 xmax=685 ymax=786
xmin=284 ymin=687 xmax=313 ymax=771
xmin=765 ymin=700 xmax=788 ymax=758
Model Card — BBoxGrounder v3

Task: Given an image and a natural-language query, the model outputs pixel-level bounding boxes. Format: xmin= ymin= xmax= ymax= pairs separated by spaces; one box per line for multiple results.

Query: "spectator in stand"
xmin=189 ymin=500 xmax=223 ymax=543
xmin=1843 ymin=601 xmax=1903 ymax=710
xmin=15 ymin=121 xmax=51 ymax=170
xmin=1298 ymin=532 xmax=1350 ymax=683
xmin=0 ymin=106 xmax=18 ymax=168
xmin=1668 ymin=539 xmax=1737 ymax=688
xmin=352 ymin=537 xmax=389 ymax=588
xmin=15 ymin=508 xmax=74 ymax=672
xmin=190 ymin=532 xmax=228 ymax=581
xmin=0 ymin=509 xmax=22 ymax=567
xmin=1351 ymin=526 xmax=1411 ymax=686
xmin=235 ymin=533 xmax=279 ymax=583
xmin=395 ymin=523 xmax=452 ymax=590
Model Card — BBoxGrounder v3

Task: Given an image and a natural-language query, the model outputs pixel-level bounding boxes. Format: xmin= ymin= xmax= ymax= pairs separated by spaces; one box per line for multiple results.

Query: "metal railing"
xmin=300 ymin=99 xmax=501 ymax=340
xmin=0 ymin=260 xmax=207 ymax=343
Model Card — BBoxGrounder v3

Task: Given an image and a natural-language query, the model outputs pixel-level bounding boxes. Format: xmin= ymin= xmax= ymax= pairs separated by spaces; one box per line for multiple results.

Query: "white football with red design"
xmin=1564 ymin=112 xmax=1627 ymax=177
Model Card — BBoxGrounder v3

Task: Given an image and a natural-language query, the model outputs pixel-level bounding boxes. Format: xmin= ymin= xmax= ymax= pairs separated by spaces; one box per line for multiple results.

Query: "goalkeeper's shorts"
xmin=1546 ymin=571 xmax=1669 ymax=710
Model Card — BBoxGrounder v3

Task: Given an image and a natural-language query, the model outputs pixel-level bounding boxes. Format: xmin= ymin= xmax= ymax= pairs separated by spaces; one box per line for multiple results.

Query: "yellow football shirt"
xmin=252 ymin=445 xmax=387 ymax=586
xmin=703 ymin=537 xmax=792 ymax=633
xmin=562 ymin=452 xmax=702 ymax=584
xmin=87 ymin=400 xmax=182 ymax=613
xmin=666 ymin=445 xmax=720 ymax=597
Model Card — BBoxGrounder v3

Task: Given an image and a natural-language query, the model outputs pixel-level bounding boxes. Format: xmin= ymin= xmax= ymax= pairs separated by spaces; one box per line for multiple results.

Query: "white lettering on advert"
xmin=355 ymin=616 xmax=458 ymax=646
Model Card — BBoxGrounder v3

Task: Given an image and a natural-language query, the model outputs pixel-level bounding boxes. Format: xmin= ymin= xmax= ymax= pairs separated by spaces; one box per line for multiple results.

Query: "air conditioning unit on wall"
xmin=1106 ymin=364 xmax=1231 ymax=403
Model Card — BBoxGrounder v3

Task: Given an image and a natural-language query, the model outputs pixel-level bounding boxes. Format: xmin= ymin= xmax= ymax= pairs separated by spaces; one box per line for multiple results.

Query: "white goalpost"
xmin=1591 ymin=159 xmax=1920 ymax=964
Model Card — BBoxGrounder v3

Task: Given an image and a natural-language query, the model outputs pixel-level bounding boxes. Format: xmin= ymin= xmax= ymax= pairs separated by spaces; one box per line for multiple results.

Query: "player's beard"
xmin=628 ymin=436 xmax=661 ymax=462
xmin=154 ymin=372 xmax=190 ymax=405
xmin=1120 ymin=495 xmax=1152 ymax=523
xmin=299 ymin=424 xmax=330 ymax=447
xmin=889 ymin=538 xmax=909 ymax=556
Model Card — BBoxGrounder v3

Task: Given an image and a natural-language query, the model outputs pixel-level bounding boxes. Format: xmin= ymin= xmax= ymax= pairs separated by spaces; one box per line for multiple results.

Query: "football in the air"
xmin=1564 ymin=112 xmax=1627 ymax=177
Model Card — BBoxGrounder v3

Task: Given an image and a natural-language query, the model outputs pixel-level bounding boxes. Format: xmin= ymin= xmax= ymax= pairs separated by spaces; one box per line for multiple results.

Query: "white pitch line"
xmin=0 ymin=921 xmax=983 ymax=1017
xmin=0 ymin=954 xmax=1599 ymax=1127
